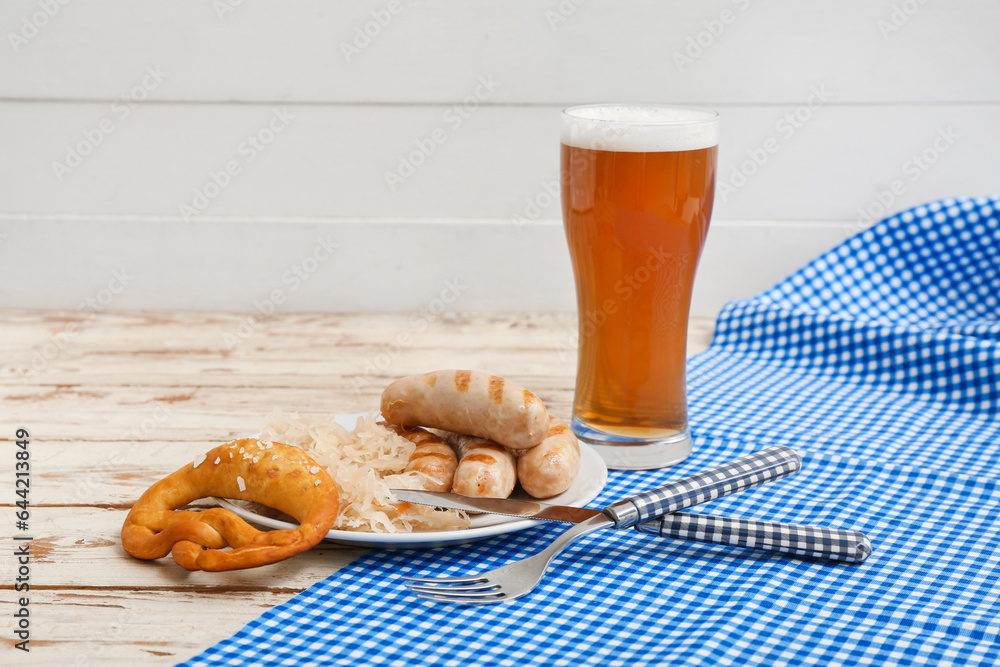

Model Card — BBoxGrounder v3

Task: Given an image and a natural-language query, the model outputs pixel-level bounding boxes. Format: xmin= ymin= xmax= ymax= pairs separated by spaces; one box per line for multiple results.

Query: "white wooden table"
xmin=1 ymin=310 xmax=713 ymax=665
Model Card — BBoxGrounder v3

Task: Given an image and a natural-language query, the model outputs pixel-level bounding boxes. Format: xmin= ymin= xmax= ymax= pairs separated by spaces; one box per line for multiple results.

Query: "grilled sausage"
xmin=516 ymin=415 xmax=580 ymax=499
xmin=439 ymin=431 xmax=517 ymax=499
xmin=380 ymin=370 xmax=550 ymax=450
xmin=380 ymin=423 xmax=457 ymax=493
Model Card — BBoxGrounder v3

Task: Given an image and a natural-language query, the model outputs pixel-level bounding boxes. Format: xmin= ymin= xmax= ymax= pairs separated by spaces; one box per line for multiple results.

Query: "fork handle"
xmin=635 ymin=513 xmax=872 ymax=563
xmin=604 ymin=446 xmax=801 ymax=528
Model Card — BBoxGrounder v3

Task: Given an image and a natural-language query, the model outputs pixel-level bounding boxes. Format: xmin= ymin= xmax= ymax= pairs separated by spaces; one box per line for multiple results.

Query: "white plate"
xmin=214 ymin=412 xmax=608 ymax=549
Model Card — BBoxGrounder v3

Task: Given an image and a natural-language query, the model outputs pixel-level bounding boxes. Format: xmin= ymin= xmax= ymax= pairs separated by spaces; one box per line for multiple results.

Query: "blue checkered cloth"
xmin=183 ymin=196 xmax=1000 ymax=667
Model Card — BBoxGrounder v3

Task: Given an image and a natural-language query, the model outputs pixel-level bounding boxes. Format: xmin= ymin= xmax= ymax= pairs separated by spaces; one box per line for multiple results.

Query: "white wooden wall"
xmin=1 ymin=0 xmax=997 ymax=315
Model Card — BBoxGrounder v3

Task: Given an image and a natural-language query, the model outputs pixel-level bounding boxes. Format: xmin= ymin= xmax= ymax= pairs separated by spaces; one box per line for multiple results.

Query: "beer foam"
xmin=561 ymin=104 xmax=719 ymax=152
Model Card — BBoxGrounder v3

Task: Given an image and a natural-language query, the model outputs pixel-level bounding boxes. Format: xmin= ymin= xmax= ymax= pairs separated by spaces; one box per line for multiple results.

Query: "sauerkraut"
xmin=260 ymin=410 xmax=469 ymax=533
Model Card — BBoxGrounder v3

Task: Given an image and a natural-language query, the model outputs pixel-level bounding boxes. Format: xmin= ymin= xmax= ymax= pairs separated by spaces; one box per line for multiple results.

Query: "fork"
xmin=402 ymin=445 xmax=803 ymax=605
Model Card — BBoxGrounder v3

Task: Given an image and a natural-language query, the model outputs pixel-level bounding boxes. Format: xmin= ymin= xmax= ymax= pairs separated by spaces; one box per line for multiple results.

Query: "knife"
xmin=395 ymin=446 xmax=871 ymax=563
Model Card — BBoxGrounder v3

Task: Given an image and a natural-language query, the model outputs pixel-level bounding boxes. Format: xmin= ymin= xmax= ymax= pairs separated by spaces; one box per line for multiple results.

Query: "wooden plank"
xmin=0 ymin=312 xmax=715 ymax=390
xmin=8 ymin=589 xmax=300 ymax=666
xmin=18 ymin=439 xmax=235 ymax=505
xmin=0 ymin=312 xmax=713 ymax=362
xmin=0 ymin=0 xmax=996 ymax=104
xmin=0 ymin=380 xmax=567 ymax=441
xmin=0 ymin=310 xmax=707 ymax=349
xmin=0 ymin=339 xmax=697 ymax=381
xmin=16 ymin=588 xmax=357 ymax=664
xmin=0 ymin=309 xmax=575 ymax=342
xmin=0 ymin=311 xmax=585 ymax=353
xmin=0 ymin=379 xmax=711 ymax=437
xmin=1 ymin=505 xmax=367 ymax=589
xmin=1 ymin=383 xmax=374 ymax=441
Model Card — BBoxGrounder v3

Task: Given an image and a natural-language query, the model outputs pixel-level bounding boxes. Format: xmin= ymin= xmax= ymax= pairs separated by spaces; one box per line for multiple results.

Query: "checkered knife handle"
xmin=636 ymin=514 xmax=872 ymax=563
xmin=604 ymin=446 xmax=802 ymax=528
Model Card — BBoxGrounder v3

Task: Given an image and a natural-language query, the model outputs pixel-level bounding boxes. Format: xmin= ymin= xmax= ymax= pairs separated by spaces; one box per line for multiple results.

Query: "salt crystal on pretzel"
xmin=120 ymin=439 xmax=338 ymax=572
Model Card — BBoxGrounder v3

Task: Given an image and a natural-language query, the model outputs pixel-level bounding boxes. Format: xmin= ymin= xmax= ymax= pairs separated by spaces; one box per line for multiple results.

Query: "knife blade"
xmin=393 ymin=489 xmax=603 ymax=523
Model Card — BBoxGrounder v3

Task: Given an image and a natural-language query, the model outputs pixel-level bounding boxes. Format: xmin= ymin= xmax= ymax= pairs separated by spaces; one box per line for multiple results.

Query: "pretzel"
xmin=121 ymin=439 xmax=339 ymax=572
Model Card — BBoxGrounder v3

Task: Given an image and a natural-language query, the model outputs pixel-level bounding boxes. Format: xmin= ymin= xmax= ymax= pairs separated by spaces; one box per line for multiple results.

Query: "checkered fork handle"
xmin=604 ymin=446 xmax=802 ymax=527
xmin=636 ymin=514 xmax=872 ymax=563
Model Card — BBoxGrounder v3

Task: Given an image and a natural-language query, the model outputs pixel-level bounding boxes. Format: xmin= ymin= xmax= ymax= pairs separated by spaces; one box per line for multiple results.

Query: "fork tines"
xmin=400 ymin=575 xmax=506 ymax=604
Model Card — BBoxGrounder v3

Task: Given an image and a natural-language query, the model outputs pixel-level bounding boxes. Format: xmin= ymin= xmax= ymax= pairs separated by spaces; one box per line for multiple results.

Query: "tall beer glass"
xmin=560 ymin=104 xmax=718 ymax=470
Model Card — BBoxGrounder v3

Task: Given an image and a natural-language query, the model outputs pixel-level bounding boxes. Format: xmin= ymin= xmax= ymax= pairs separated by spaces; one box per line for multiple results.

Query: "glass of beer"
xmin=560 ymin=104 xmax=719 ymax=470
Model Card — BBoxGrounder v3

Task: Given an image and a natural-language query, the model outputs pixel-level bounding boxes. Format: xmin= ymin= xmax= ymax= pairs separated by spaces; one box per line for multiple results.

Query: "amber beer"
xmin=560 ymin=105 xmax=718 ymax=470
